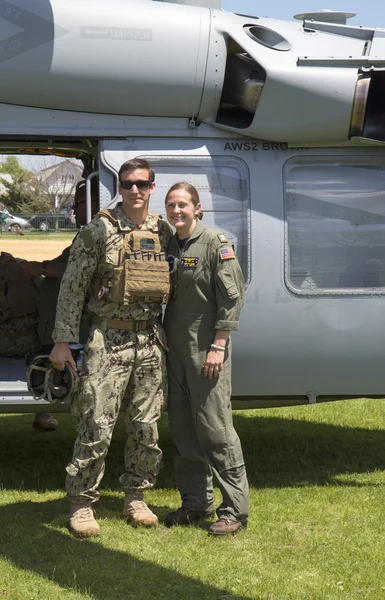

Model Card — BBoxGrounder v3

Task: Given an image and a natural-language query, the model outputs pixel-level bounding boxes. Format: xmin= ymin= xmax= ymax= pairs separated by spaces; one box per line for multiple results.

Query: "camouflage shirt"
xmin=53 ymin=204 xmax=173 ymax=343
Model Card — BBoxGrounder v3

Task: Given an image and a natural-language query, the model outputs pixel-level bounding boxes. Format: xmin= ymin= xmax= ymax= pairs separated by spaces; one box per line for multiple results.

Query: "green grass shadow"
xmin=2 ymin=409 xmax=385 ymax=492
xmin=0 ymin=498 xmax=249 ymax=600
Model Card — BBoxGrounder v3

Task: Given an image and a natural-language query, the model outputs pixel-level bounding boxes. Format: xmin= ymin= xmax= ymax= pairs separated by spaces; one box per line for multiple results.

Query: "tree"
xmin=0 ymin=156 xmax=50 ymax=214
xmin=0 ymin=156 xmax=26 ymax=178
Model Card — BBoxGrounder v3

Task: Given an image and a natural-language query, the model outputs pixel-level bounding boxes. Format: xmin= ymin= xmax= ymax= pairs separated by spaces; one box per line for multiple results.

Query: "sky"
xmin=222 ymin=0 xmax=385 ymax=29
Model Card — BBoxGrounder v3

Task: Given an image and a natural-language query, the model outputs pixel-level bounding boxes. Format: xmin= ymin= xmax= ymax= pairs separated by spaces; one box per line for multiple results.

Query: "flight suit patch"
xmin=180 ymin=257 xmax=198 ymax=268
xmin=219 ymin=247 xmax=235 ymax=261
xmin=217 ymin=233 xmax=228 ymax=244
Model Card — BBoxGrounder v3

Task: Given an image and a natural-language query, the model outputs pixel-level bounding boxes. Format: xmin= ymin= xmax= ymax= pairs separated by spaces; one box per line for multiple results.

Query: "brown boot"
xmin=69 ymin=504 xmax=100 ymax=538
xmin=32 ymin=413 xmax=58 ymax=431
xmin=122 ymin=491 xmax=158 ymax=527
xmin=208 ymin=517 xmax=245 ymax=537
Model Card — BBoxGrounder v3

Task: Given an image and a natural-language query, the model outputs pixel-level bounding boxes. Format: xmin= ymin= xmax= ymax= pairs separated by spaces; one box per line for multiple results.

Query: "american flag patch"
xmin=219 ymin=247 xmax=235 ymax=261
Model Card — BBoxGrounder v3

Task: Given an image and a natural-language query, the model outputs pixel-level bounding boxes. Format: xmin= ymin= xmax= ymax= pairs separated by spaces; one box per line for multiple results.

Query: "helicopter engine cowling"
xmin=1 ymin=1 xmax=385 ymax=144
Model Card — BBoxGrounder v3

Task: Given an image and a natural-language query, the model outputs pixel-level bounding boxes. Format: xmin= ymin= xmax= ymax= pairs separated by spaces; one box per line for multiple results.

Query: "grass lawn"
xmin=1 ymin=400 xmax=385 ymax=599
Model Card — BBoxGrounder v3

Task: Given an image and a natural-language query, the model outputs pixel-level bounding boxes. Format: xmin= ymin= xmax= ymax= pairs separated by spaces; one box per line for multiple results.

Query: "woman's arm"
xmin=203 ymin=329 xmax=230 ymax=379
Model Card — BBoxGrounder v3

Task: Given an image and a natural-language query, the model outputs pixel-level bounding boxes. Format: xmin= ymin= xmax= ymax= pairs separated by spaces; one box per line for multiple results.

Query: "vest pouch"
xmin=129 ymin=230 xmax=161 ymax=253
xmin=110 ymin=265 xmax=125 ymax=303
xmin=110 ymin=259 xmax=170 ymax=304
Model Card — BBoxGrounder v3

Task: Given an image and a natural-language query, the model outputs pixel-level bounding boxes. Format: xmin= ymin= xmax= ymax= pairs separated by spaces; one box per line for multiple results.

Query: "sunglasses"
xmin=120 ymin=179 xmax=152 ymax=191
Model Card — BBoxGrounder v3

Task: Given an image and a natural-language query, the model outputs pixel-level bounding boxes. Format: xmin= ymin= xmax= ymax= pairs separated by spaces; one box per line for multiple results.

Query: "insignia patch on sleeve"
xmin=180 ymin=257 xmax=198 ymax=268
xmin=219 ymin=247 xmax=235 ymax=261
xmin=217 ymin=233 xmax=228 ymax=244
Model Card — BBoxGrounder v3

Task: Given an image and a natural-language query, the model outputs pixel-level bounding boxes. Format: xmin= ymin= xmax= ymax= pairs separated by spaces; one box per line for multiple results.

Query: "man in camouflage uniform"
xmin=49 ymin=159 xmax=172 ymax=538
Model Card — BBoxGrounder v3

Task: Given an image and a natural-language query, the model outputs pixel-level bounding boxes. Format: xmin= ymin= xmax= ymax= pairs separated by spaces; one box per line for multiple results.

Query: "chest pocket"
xmin=178 ymin=256 xmax=208 ymax=290
xmin=111 ymin=231 xmax=169 ymax=304
xmin=110 ymin=260 xmax=170 ymax=304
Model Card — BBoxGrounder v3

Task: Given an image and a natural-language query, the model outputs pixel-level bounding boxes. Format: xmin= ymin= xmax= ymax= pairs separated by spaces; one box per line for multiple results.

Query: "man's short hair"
xmin=118 ymin=158 xmax=155 ymax=183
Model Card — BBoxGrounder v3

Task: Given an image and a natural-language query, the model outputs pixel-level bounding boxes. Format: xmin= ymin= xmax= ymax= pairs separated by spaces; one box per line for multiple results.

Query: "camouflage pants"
xmin=65 ymin=324 xmax=167 ymax=505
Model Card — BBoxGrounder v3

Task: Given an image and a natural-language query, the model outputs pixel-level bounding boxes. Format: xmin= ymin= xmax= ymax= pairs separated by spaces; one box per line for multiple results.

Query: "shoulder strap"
xmin=95 ymin=208 xmax=126 ymax=262
xmin=96 ymin=209 xmax=119 ymax=227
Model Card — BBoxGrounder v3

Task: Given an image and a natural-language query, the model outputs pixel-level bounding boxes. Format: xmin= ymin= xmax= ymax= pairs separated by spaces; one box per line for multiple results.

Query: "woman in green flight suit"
xmin=163 ymin=182 xmax=249 ymax=536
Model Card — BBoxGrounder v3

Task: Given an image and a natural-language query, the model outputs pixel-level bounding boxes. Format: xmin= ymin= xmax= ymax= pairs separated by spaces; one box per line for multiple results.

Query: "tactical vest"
xmin=94 ymin=209 xmax=170 ymax=305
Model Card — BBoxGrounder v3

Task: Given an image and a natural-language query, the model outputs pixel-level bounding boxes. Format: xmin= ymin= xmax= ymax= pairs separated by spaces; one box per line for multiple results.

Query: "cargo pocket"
xmin=82 ymin=327 xmax=103 ymax=376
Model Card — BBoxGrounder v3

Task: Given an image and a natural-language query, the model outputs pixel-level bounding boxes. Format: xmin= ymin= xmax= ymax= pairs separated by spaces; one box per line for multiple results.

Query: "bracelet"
xmin=211 ymin=344 xmax=226 ymax=352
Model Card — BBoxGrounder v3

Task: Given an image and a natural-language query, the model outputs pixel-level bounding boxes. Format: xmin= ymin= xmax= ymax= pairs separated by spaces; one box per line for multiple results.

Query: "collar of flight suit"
xmin=177 ymin=219 xmax=205 ymax=247
xmin=112 ymin=203 xmax=159 ymax=233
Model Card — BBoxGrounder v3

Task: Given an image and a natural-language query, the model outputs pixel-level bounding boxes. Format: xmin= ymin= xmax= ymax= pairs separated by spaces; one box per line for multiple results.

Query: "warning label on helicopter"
xmin=81 ymin=27 xmax=152 ymax=42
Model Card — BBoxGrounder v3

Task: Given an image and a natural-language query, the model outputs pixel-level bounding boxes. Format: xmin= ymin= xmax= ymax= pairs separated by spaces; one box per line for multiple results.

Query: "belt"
xmin=91 ymin=316 xmax=158 ymax=332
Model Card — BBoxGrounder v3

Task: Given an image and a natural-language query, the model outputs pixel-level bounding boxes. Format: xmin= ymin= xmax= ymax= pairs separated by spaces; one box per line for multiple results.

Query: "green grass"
xmin=1 ymin=400 xmax=385 ymax=599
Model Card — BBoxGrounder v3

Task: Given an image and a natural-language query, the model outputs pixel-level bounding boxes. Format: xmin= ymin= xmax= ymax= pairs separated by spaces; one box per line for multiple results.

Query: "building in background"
xmin=33 ymin=159 xmax=83 ymax=210
xmin=0 ymin=157 xmax=83 ymax=217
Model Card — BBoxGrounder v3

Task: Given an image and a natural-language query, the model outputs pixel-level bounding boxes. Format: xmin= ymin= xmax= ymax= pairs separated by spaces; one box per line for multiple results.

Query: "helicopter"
xmin=1 ymin=0 xmax=385 ymax=411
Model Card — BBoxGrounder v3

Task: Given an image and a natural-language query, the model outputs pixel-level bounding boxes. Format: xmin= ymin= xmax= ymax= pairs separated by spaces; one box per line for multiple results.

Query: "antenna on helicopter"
xmin=294 ymin=9 xmax=356 ymax=25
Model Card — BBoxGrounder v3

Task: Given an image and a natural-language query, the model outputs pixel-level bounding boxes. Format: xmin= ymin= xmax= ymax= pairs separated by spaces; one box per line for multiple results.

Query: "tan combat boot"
xmin=122 ymin=491 xmax=158 ymax=527
xmin=69 ymin=504 xmax=100 ymax=538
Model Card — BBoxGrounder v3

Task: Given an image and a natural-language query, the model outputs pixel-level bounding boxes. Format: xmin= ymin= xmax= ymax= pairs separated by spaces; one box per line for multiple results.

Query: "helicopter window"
xmin=129 ymin=155 xmax=251 ymax=283
xmin=284 ymin=157 xmax=385 ymax=295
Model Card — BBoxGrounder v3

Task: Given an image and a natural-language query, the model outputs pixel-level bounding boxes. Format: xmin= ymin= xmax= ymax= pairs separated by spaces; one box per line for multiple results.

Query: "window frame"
xmin=283 ymin=155 xmax=385 ymax=297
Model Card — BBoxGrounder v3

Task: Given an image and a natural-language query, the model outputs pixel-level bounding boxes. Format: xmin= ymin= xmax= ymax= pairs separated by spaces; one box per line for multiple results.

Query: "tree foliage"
xmin=0 ymin=156 xmax=27 ymax=178
xmin=0 ymin=156 xmax=52 ymax=214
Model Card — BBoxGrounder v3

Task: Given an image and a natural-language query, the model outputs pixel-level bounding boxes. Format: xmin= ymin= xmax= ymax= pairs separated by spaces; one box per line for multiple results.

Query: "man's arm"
xmin=48 ymin=243 xmax=89 ymax=371
xmin=52 ymin=221 xmax=104 ymax=345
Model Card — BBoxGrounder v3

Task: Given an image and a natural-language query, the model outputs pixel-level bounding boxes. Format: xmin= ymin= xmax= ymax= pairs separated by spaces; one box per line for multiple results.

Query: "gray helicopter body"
xmin=1 ymin=0 xmax=385 ymax=410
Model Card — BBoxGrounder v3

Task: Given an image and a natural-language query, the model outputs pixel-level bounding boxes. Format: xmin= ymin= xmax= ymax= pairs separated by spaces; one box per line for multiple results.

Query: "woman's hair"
xmin=165 ymin=182 xmax=203 ymax=220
